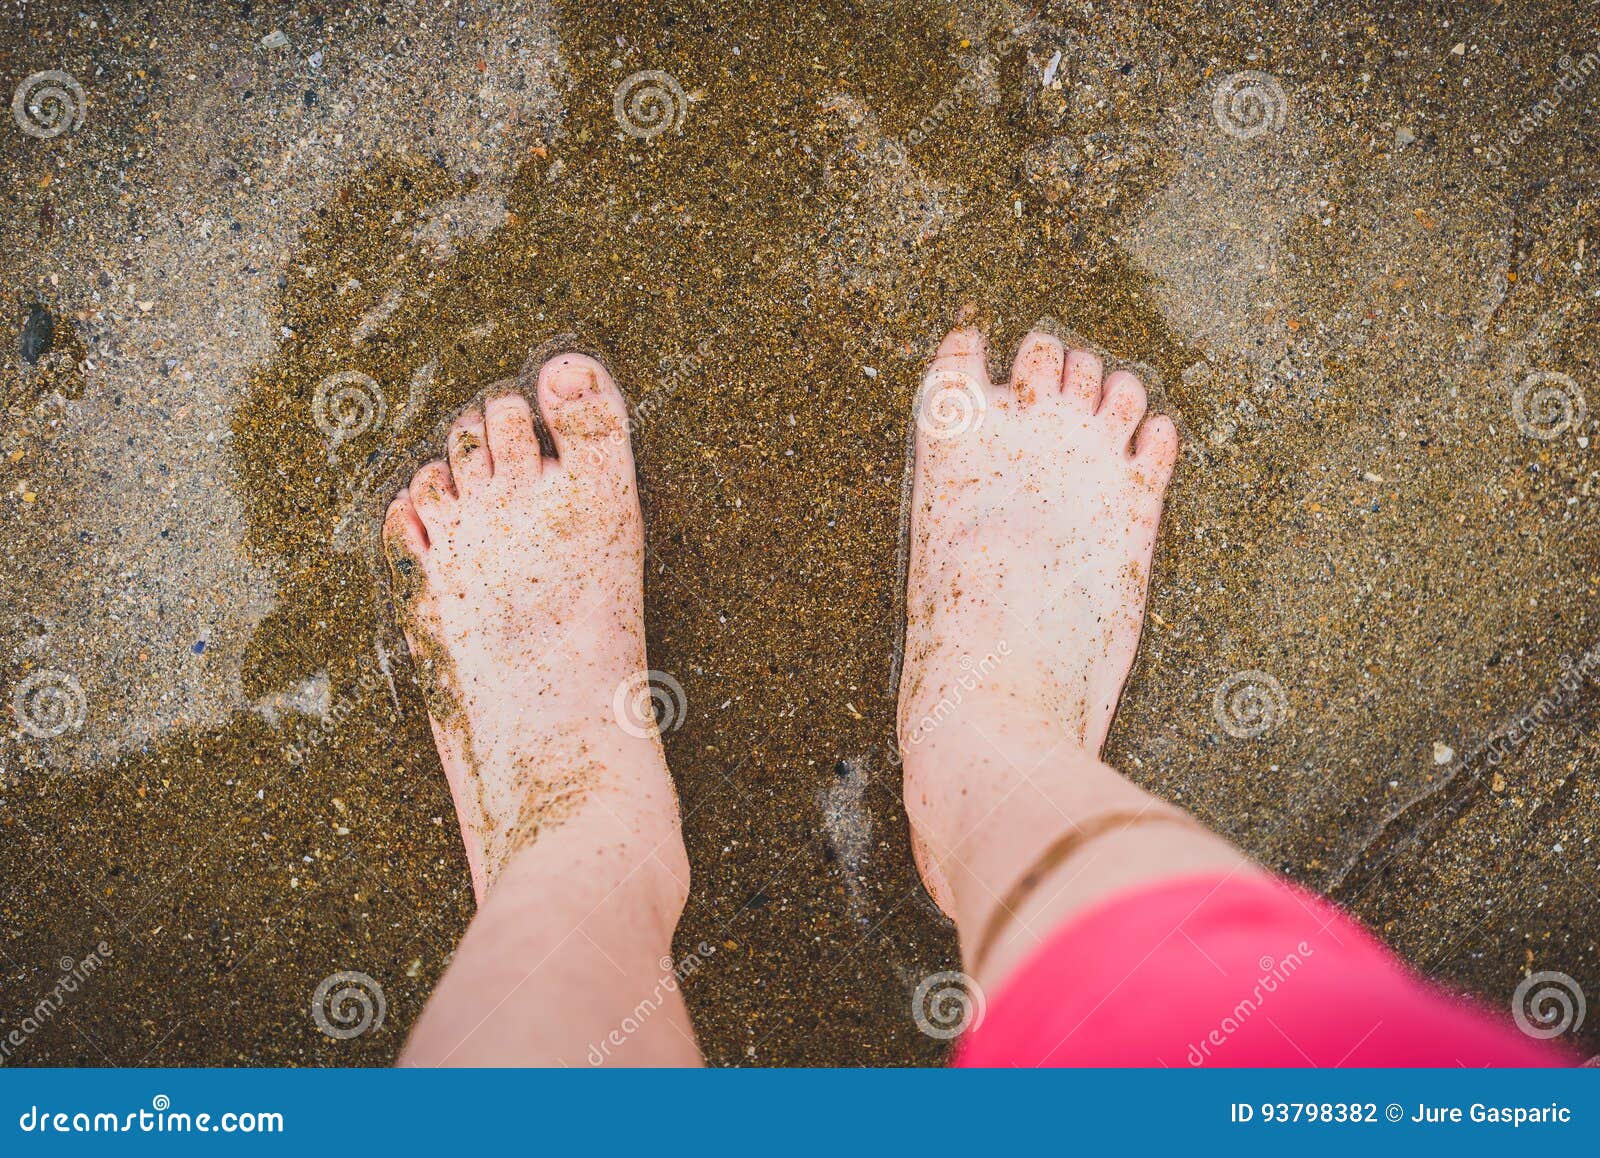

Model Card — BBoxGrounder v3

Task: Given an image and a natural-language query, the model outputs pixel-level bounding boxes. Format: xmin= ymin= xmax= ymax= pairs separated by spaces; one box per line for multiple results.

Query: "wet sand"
xmin=1 ymin=0 xmax=1597 ymax=1064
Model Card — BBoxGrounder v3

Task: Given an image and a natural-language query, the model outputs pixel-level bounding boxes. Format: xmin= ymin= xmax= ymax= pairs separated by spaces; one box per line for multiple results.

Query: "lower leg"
xmin=907 ymin=702 xmax=1257 ymax=996
xmin=401 ymin=803 xmax=699 ymax=1067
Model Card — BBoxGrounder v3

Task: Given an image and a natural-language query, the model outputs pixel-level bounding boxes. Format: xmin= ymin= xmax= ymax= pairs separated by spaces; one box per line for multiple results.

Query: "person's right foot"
xmin=898 ymin=325 xmax=1179 ymax=908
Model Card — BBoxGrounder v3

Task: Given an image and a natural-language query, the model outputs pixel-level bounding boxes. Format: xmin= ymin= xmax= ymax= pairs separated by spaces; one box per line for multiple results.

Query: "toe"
xmin=1133 ymin=414 xmax=1180 ymax=475
xmin=446 ymin=407 xmax=492 ymax=494
xmin=535 ymin=353 xmax=633 ymax=471
xmin=383 ymin=491 xmax=429 ymax=553
xmin=1098 ymin=369 xmax=1148 ymax=448
xmin=407 ymin=460 xmax=456 ymax=535
xmin=927 ymin=325 xmax=992 ymax=390
xmin=383 ymin=493 xmax=430 ymax=605
xmin=1063 ymin=349 xmax=1104 ymax=410
xmin=1009 ymin=332 xmax=1065 ymax=409
xmin=917 ymin=326 xmax=995 ymax=441
xmin=484 ymin=390 xmax=539 ymax=483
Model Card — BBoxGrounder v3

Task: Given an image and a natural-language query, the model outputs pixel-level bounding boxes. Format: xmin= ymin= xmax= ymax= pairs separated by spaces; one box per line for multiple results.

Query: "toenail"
xmin=455 ymin=430 xmax=482 ymax=454
xmin=549 ymin=365 xmax=597 ymax=401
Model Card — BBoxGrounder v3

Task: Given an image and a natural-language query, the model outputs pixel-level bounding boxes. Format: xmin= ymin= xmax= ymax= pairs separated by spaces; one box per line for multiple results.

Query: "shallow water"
xmin=2 ymin=0 xmax=1597 ymax=1064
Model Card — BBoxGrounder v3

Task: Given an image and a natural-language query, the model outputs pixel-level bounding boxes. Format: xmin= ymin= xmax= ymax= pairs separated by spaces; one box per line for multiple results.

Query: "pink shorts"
xmin=957 ymin=874 xmax=1573 ymax=1067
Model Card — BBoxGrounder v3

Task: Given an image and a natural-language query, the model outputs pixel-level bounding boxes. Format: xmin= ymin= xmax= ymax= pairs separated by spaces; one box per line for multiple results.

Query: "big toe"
xmin=535 ymin=353 xmax=633 ymax=471
xmin=1133 ymin=414 xmax=1180 ymax=478
xmin=928 ymin=324 xmax=990 ymax=386
xmin=918 ymin=326 xmax=995 ymax=442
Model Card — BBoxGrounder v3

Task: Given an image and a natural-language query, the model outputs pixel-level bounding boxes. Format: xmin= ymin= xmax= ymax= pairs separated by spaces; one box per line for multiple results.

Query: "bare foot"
xmin=898 ymin=325 xmax=1180 ymax=913
xmin=383 ymin=353 xmax=687 ymax=905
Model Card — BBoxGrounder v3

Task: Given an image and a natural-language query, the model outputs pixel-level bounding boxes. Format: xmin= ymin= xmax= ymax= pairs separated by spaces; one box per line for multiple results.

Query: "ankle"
xmin=899 ymin=692 xmax=1095 ymax=844
xmin=902 ymin=725 xmax=1179 ymax=926
xmin=489 ymin=802 xmax=691 ymax=929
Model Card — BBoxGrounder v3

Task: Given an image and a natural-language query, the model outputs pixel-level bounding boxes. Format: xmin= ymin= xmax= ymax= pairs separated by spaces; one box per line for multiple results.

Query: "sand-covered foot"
xmin=898 ymin=326 xmax=1179 ymax=898
xmin=383 ymin=354 xmax=687 ymax=904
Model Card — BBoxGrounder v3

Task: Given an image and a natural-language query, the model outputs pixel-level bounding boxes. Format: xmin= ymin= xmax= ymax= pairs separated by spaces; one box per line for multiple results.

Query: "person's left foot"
xmin=383 ymin=354 xmax=687 ymax=905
